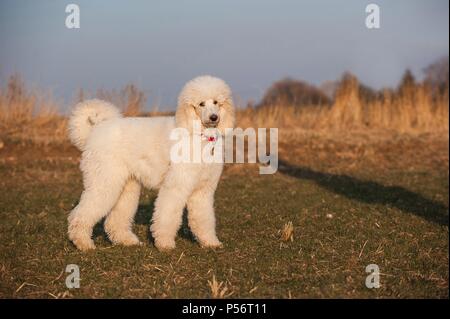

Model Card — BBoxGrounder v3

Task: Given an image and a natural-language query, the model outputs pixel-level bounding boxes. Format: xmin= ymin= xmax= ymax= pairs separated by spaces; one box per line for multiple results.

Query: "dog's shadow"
xmin=278 ymin=159 xmax=449 ymax=226
xmin=93 ymin=199 xmax=196 ymax=244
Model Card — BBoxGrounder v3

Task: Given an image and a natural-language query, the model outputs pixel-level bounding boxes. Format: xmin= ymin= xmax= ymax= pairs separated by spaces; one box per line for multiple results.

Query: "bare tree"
xmin=258 ymin=78 xmax=330 ymax=108
xmin=423 ymin=56 xmax=449 ymax=95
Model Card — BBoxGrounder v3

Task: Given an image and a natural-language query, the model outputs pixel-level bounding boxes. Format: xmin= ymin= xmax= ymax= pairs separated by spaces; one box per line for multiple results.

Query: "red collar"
xmin=201 ymin=133 xmax=217 ymax=142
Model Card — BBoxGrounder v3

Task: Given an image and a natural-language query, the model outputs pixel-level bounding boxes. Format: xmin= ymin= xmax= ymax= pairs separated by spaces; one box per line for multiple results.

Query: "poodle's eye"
xmin=213 ymin=100 xmax=218 ymax=105
xmin=199 ymin=102 xmax=205 ymax=107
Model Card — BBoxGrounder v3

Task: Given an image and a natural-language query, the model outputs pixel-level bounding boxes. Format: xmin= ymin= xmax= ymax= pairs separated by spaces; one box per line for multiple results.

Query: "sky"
xmin=0 ymin=0 xmax=448 ymax=111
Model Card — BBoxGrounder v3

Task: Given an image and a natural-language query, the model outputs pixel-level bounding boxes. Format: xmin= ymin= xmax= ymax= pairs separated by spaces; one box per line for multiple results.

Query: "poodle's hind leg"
xmin=187 ymin=186 xmax=222 ymax=248
xmin=104 ymin=179 xmax=142 ymax=246
xmin=68 ymin=166 xmax=127 ymax=251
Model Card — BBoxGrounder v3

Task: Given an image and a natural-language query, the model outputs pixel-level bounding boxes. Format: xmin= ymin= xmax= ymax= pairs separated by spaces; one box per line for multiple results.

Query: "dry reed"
xmin=0 ymin=71 xmax=448 ymax=146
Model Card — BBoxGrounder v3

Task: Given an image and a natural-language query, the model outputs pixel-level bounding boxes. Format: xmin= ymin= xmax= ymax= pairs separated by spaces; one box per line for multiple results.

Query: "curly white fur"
xmin=68 ymin=99 xmax=123 ymax=151
xmin=67 ymin=76 xmax=234 ymax=251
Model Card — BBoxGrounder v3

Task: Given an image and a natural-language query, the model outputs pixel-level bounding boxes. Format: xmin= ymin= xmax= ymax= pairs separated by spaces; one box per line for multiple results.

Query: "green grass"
xmin=0 ymin=137 xmax=448 ymax=298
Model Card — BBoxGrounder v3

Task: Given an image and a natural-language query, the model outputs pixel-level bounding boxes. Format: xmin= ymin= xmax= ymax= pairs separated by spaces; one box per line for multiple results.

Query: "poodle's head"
xmin=175 ymin=75 xmax=235 ymax=134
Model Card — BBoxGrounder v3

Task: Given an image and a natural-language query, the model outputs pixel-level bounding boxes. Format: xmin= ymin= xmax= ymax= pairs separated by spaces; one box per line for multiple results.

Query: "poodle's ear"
xmin=175 ymin=100 xmax=197 ymax=133
xmin=218 ymin=96 xmax=235 ymax=135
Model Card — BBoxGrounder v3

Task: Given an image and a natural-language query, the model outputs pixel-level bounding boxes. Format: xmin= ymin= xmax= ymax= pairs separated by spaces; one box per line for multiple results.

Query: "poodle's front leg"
xmin=187 ymin=185 xmax=222 ymax=248
xmin=150 ymin=164 xmax=199 ymax=251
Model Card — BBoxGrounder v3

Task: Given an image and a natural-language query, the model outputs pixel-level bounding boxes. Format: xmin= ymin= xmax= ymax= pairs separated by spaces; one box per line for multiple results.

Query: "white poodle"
xmin=67 ymin=76 xmax=235 ymax=251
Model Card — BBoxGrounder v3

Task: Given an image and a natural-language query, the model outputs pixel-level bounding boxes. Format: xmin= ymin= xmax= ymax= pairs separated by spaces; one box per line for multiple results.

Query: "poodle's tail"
xmin=68 ymin=99 xmax=122 ymax=151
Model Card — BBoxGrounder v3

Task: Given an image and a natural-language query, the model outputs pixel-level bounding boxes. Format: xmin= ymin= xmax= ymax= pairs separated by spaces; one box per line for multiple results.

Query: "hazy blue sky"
xmin=0 ymin=0 xmax=448 ymax=111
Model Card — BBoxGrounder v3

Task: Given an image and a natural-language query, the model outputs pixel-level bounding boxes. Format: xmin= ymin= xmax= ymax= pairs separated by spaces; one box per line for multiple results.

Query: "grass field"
xmin=0 ymin=130 xmax=448 ymax=298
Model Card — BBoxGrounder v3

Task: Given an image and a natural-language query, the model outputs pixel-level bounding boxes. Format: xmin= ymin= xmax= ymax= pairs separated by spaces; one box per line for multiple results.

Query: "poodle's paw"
xmin=68 ymin=218 xmax=96 ymax=251
xmin=71 ymin=237 xmax=96 ymax=251
xmin=200 ymin=238 xmax=223 ymax=249
xmin=119 ymin=235 xmax=142 ymax=247
xmin=109 ymin=232 xmax=142 ymax=247
xmin=154 ymin=238 xmax=176 ymax=251
xmin=68 ymin=227 xmax=96 ymax=251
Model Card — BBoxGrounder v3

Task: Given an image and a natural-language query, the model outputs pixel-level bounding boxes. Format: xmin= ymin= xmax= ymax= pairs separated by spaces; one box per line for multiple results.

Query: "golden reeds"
xmin=0 ymin=71 xmax=448 ymax=146
xmin=237 ymin=72 xmax=449 ymax=133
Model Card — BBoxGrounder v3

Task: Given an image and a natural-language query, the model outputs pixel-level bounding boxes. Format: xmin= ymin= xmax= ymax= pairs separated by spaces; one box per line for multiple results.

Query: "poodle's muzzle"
xmin=199 ymin=100 xmax=220 ymax=128
xmin=203 ymin=114 xmax=220 ymax=128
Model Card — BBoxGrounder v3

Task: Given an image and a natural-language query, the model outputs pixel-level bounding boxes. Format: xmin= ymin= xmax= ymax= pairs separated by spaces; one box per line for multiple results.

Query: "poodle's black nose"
xmin=209 ymin=114 xmax=218 ymax=122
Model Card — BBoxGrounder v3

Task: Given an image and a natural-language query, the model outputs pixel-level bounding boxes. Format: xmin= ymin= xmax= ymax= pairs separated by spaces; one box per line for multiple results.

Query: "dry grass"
xmin=280 ymin=221 xmax=294 ymax=242
xmin=0 ymin=75 xmax=162 ymax=146
xmin=0 ymin=72 xmax=448 ymax=299
xmin=207 ymin=275 xmax=233 ymax=299
xmin=0 ymin=74 xmax=67 ymax=145
xmin=0 ymin=72 xmax=448 ymax=147
xmin=94 ymin=84 xmax=146 ymax=116
xmin=0 ymin=122 xmax=447 ymax=298
xmin=237 ymin=73 xmax=449 ymax=133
